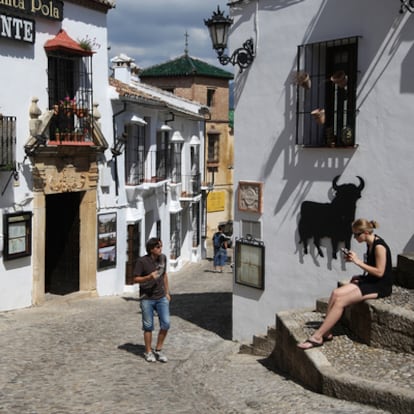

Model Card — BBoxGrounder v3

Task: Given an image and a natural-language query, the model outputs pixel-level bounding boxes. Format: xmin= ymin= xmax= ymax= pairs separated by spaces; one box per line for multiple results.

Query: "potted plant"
xmin=77 ymin=107 xmax=88 ymax=118
xmin=77 ymin=35 xmax=101 ymax=52
xmin=294 ymin=71 xmax=311 ymax=89
xmin=311 ymin=108 xmax=325 ymax=125
xmin=63 ymin=129 xmax=71 ymax=141
xmin=330 ymin=70 xmax=347 ymax=88
xmin=55 ymin=128 xmax=61 ymax=142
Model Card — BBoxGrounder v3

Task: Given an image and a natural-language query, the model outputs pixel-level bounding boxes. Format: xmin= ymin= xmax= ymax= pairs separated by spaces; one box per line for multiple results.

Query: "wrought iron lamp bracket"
xmin=216 ymin=38 xmax=255 ymax=73
xmin=400 ymin=0 xmax=414 ymax=13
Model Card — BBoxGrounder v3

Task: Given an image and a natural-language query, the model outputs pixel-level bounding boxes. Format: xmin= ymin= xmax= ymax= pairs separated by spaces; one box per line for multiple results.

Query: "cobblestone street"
xmin=0 ymin=260 xmax=390 ymax=413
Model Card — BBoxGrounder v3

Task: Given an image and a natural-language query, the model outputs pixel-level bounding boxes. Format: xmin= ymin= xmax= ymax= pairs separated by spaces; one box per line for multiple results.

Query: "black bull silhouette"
xmin=298 ymin=176 xmax=365 ymax=259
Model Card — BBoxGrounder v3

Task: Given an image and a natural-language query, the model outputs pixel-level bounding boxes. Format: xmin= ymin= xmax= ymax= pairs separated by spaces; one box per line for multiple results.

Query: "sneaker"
xmin=144 ymin=351 xmax=156 ymax=363
xmin=153 ymin=349 xmax=168 ymax=363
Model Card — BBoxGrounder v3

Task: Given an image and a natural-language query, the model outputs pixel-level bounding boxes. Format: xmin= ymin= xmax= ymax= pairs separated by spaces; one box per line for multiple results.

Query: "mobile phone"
xmin=341 ymin=248 xmax=350 ymax=255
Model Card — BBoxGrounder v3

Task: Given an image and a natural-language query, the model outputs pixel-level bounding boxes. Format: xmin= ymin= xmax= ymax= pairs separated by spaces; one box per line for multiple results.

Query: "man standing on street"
xmin=134 ymin=238 xmax=171 ymax=363
xmin=212 ymin=224 xmax=228 ymax=273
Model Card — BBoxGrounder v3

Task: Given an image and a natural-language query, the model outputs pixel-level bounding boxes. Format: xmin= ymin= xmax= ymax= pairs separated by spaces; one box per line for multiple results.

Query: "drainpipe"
xmin=165 ymin=111 xmax=175 ymax=126
xmin=112 ymin=102 xmax=127 ymax=196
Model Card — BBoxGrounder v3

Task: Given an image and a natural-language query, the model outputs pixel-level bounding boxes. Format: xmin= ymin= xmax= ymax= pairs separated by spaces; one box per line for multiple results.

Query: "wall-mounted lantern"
xmin=170 ymin=131 xmax=185 ymax=143
xmin=204 ymin=6 xmax=255 ymax=73
xmin=159 ymin=124 xmax=172 ymax=132
xmin=130 ymin=115 xmax=147 ymax=125
xmin=400 ymin=0 xmax=414 ymax=13
xmin=111 ymin=132 xmax=127 ymax=157
xmin=189 ymin=135 xmax=201 ymax=146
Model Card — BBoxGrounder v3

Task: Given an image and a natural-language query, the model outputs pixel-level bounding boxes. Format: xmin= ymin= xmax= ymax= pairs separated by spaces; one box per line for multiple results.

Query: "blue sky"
xmin=107 ymin=0 xmax=230 ymax=70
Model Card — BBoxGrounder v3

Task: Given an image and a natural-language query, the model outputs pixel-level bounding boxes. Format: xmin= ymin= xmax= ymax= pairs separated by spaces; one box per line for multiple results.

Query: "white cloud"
xmin=107 ymin=0 xmax=230 ymax=69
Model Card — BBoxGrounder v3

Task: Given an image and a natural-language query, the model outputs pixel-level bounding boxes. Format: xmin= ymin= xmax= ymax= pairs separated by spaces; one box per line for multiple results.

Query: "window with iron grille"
xmin=0 ymin=116 xmax=16 ymax=171
xmin=156 ymin=220 xmax=161 ymax=240
xmin=296 ymin=36 xmax=359 ymax=147
xmin=47 ymin=52 xmax=93 ymax=142
xmin=192 ymin=201 xmax=200 ymax=247
xmin=170 ymin=212 xmax=181 ymax=259
xmin=156 ymin=130 xmax=168 ymax=181
xmin=125 ymin=123 xmax=146 ymax=185
xmin=207 ymin=133 xmax=219 ymax=166
xmin=169 ymin=143 xmax=182 ymax=183
xmin=207 ymin=88 xmax=216 ymax=107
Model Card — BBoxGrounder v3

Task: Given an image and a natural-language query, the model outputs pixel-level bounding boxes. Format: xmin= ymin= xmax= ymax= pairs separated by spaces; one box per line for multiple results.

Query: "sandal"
xmin=297 ymin=338 xmax=323 ymax=350
xmin=323 ymin=334 xmax=333 ymax=342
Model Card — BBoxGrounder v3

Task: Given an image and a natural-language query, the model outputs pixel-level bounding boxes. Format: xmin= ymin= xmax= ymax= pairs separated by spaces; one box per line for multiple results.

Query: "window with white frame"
xmin=296 ymin=36 xmax=359 ymax=147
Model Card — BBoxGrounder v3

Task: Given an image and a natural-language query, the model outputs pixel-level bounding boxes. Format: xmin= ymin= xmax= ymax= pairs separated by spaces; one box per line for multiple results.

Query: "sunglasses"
xmin=353 ymin=232 xmax=363 ymax=237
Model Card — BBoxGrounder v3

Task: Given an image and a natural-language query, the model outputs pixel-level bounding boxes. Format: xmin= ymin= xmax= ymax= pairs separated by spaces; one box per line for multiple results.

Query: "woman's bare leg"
xmin=298 ymin=284 xmax=377 ymax=348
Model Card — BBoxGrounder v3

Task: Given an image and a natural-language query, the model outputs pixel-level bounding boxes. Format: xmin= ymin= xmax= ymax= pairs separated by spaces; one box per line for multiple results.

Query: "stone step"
xmin=317 ymin=285 xmax=414 ymax=353
xmin=395 ymin=253 xmax=414 ymax=289
xmin=272 ymin=299 xmax=414 ymax=413
xmin=241 ymin=281 xmax=414 ymax=411
xmin=239 ymin=325 xmax=276 ymax=356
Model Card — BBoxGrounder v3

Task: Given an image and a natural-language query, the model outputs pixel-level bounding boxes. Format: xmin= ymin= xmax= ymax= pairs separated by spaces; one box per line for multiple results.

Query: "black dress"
xmin=358 ymin=235 xmax=392 ymax=298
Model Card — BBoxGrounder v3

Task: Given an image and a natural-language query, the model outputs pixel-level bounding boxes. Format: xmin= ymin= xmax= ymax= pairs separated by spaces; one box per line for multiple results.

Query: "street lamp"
xmin=204 ymin=6 xmax=255 ymax=73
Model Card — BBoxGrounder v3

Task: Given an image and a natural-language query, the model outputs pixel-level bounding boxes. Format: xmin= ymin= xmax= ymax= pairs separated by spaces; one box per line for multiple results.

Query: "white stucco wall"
xmin=0 ymin=2 xmax=115 ymax=311
xmin=231 ymin=0 xmax=414 ymax=341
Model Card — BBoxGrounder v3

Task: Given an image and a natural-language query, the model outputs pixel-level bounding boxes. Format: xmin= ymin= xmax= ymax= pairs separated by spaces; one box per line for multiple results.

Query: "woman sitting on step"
xmin=298 ymin=218 xmax=393 ymax=350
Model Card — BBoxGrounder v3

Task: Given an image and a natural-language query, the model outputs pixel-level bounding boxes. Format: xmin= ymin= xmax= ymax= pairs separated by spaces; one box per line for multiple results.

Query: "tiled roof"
xmin=44 ymin=29 xmax=93 ymax=56
xmin=109 ymin=77 xmax=208 ymax=118
xmin=109 ymin=77 xmax=166 ymax=105
xmin=139 ymin=54 xmax=234 ymax=80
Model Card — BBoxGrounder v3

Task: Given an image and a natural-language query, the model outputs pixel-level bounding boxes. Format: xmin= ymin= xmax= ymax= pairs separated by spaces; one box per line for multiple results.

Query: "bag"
xmin=221 ymin=237 xmax=232 ymax=249
xmin=213 ymin=232 xmax=221 ymax=248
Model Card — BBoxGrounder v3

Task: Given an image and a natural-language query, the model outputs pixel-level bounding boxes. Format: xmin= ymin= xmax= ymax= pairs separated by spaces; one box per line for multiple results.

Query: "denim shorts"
xmin=140 ymin=296 xmax=170 ymax=332
xmin=214 ymin=248 xmax=227 ymax=267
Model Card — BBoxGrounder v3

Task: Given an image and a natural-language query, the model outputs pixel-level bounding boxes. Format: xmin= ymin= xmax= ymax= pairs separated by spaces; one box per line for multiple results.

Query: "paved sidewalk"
xmin=0 ymin=259 xmax=390 ymax=413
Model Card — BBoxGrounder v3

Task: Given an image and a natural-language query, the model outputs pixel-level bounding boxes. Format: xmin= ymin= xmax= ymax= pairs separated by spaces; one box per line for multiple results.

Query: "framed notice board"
xmin=234 ymin=235 xmax=265 ymax=290
xmin=97 ymin=212 xmax=117 ymax=270
xmin=3 ymin=211 xmax=32 ymax=260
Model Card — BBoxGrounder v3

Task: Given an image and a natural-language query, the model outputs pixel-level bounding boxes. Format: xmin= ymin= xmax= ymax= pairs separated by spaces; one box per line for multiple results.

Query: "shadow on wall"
xmin=298 ymin=175 xmax=365 ymax=260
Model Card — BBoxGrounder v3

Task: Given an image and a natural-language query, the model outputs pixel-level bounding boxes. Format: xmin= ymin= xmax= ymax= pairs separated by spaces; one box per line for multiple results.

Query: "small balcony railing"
xmin=126 ymin=150 xmax=169 ymax=185
xmin=180 ymin=173 xmax=201 ymax=198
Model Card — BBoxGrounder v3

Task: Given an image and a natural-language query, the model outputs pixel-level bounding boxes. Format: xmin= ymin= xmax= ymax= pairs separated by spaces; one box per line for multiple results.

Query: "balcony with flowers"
xmin=48 ymin=96 xmax=93 ymax=146
xmin=24 ymin=97 xmax=108 ymax=157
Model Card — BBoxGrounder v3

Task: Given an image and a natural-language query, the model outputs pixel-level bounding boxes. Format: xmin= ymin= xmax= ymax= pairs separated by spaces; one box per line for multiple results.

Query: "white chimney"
xmin=111 ymin=53 xmax=139 ymax=84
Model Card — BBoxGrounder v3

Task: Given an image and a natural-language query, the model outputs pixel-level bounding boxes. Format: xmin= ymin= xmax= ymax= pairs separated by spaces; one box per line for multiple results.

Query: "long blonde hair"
xmin=352 ymin=218 xmax=379 ymax=234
